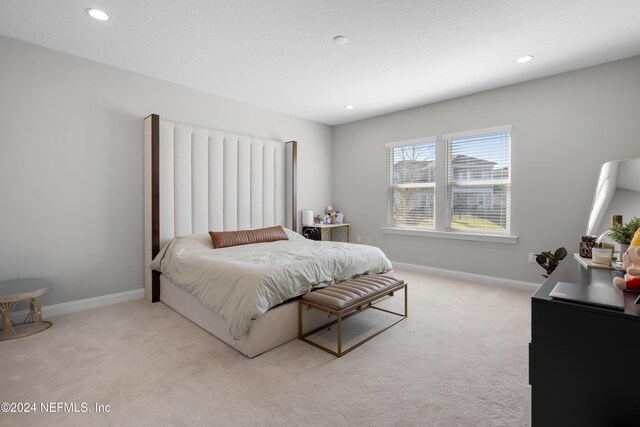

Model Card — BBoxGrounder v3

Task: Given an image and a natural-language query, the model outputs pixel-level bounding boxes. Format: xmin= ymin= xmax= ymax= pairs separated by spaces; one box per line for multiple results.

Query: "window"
xmin=445 ymin=128 xmax=511 ymax=234
xmin=385 ymin=126 xmax=513 ymax=241
xmin=386 ymin=138 xmax=437 ymax=229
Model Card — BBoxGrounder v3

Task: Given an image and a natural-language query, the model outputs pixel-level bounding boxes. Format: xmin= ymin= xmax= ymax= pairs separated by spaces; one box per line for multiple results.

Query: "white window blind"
xmin=445 ymin=128 xmax=511 ymax=234
xmin=387 ymin=139 xmax=437 ymax=229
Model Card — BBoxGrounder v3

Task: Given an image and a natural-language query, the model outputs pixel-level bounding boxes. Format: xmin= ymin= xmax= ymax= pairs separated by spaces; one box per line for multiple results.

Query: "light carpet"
xmin=0 ymin=269 xmax=532 ymax=426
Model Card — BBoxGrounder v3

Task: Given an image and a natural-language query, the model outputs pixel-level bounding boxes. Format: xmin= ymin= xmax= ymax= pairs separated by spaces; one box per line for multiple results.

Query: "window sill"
xmin=380 ymin=227 xmax=518 ymax=244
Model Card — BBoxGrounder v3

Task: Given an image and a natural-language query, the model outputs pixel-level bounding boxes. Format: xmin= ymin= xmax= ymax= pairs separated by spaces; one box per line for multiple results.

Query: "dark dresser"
xmin=530 ymin=257 xmax=640 ymax=426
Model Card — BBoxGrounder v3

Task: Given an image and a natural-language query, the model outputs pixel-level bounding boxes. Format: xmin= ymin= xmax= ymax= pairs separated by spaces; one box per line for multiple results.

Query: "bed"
xmin=143 ymin=114 xmax=391 ymax=357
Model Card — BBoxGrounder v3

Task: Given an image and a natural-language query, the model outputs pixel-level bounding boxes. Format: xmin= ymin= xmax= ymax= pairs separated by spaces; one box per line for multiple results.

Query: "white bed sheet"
xmin=151 ymin=229 xmax=392 ymax=339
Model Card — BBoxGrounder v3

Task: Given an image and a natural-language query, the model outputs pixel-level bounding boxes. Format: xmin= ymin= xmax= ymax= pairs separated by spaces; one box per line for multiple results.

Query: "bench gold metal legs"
xmin=299 ymin=282 xmax=407 ymax=357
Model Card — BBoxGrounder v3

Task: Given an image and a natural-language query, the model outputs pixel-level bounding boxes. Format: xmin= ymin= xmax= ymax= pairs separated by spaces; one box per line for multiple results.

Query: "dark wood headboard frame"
xmin=149 ymin=114 xmax=161 ymax=302
xmin=145 ymin=113 xmax=297 ymax=302
xmin=286 ymin=139 xmax=298 ymax=232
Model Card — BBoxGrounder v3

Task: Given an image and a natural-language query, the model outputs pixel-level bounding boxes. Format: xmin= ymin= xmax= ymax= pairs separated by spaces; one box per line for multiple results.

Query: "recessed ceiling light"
xmin=333 ymin=35 xmax=348 ymax=45
xmin=344 ymin=105 xmax=355 ymax=110
xmin=517 ymin=55 xmax=534 ymax=63
xmin=87 ymin=8 xmax=109 ymax=21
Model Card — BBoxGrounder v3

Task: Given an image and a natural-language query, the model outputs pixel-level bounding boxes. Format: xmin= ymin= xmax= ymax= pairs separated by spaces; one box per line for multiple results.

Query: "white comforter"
xmin=150 ymin=229 xmax=392 ymax=339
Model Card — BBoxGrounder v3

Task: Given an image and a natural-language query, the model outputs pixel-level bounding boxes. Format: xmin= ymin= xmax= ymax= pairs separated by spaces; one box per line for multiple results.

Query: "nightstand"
xmin=302 ymin=223 xmax=350 ymax=242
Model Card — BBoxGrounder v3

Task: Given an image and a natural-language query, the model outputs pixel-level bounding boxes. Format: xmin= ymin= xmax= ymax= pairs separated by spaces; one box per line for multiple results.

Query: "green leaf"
xmin=554 ymin=247 xmax=567 ymax=261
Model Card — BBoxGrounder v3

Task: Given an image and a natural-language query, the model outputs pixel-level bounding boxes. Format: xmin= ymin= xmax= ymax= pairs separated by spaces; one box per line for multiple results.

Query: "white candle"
xmin=592 ymin=248 xmax=612 ymax=265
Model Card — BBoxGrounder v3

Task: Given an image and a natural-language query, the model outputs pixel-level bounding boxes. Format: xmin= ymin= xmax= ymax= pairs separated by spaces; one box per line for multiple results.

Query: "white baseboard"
xmin=13 ymin=288 xmax=144 ymax=320
xmin=391 ymin=261 xmax=540 ymax=293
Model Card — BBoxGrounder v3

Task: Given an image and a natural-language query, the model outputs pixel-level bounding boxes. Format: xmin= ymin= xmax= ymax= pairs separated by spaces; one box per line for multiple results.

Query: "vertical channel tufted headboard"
xmin=143 ymin=114 xmax=297 ymax=302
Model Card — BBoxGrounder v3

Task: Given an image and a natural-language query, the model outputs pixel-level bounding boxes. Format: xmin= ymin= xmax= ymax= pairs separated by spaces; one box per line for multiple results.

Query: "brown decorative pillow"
xmin=209 ymin=225 xmax=289 ymax=249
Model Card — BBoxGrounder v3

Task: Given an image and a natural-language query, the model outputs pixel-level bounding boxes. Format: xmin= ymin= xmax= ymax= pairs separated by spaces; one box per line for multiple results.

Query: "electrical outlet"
xmin=356 ymin=235 xmax=362 ymax=243
xmin=528 ymin=253 xmax=537 ymax=263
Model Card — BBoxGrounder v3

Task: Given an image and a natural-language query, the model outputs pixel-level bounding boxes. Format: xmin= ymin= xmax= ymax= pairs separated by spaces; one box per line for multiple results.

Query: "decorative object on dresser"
xmin=535 ymin=247 xmax=567 ymax=278
xmin=573 ymin=253 xmax=614 ymax=270
xmin=299 ymin=275 xmax=407 ymax=357
xmin=609 ymin=216 xmax=640 ymax=257
xmin=613 ymin=229 xmax=640 ymax=291
xmin=579 ymin=234 xmax=597 ymax=258
xmin=591 ymin=247 xmax=613 ymax=266
xmin=0 ymin=279 xmax=52 ymax=341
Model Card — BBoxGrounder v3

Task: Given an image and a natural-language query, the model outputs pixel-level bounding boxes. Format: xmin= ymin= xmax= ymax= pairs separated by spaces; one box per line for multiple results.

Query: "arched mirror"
xmin=586 ymin=158 xmax=640 ymax=237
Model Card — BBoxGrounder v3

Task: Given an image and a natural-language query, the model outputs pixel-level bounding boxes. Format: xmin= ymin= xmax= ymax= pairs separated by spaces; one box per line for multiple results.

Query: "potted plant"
xmin=536 ymin=247 xmax=568 ymax=278
xmin=609 ymin=216 xmax=640 ymax=255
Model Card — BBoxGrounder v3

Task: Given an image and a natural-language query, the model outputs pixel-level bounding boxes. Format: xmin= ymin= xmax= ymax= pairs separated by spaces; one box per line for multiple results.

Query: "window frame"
xmin=382 ymin=126 xmax=517 ymax=244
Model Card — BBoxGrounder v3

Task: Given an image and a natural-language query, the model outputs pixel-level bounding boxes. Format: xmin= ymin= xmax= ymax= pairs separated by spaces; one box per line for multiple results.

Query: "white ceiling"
xmin=1 ymin=1 xmax=640 ymax=125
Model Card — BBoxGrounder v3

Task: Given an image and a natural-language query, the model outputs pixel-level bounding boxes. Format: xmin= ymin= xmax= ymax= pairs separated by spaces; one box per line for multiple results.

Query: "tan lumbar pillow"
xmin=209 ymin=225 xmax=289 ymax=249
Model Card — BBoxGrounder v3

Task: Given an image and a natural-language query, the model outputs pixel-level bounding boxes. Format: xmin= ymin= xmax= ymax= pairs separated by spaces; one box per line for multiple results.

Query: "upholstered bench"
xmin=298 ymin=275 xmax=407 ymax=357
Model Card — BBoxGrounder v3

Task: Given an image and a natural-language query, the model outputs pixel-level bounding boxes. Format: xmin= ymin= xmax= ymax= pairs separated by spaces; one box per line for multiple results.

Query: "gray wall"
xmin=0 ymin=36 xmax=333 ymax=305
xmin=333 ymin=55 xmax=640 ymax=283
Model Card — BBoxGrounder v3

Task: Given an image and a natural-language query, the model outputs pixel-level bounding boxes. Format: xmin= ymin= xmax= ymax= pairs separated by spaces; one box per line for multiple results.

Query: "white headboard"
xmin=144 ymin=114 xmax=297 ymax=301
